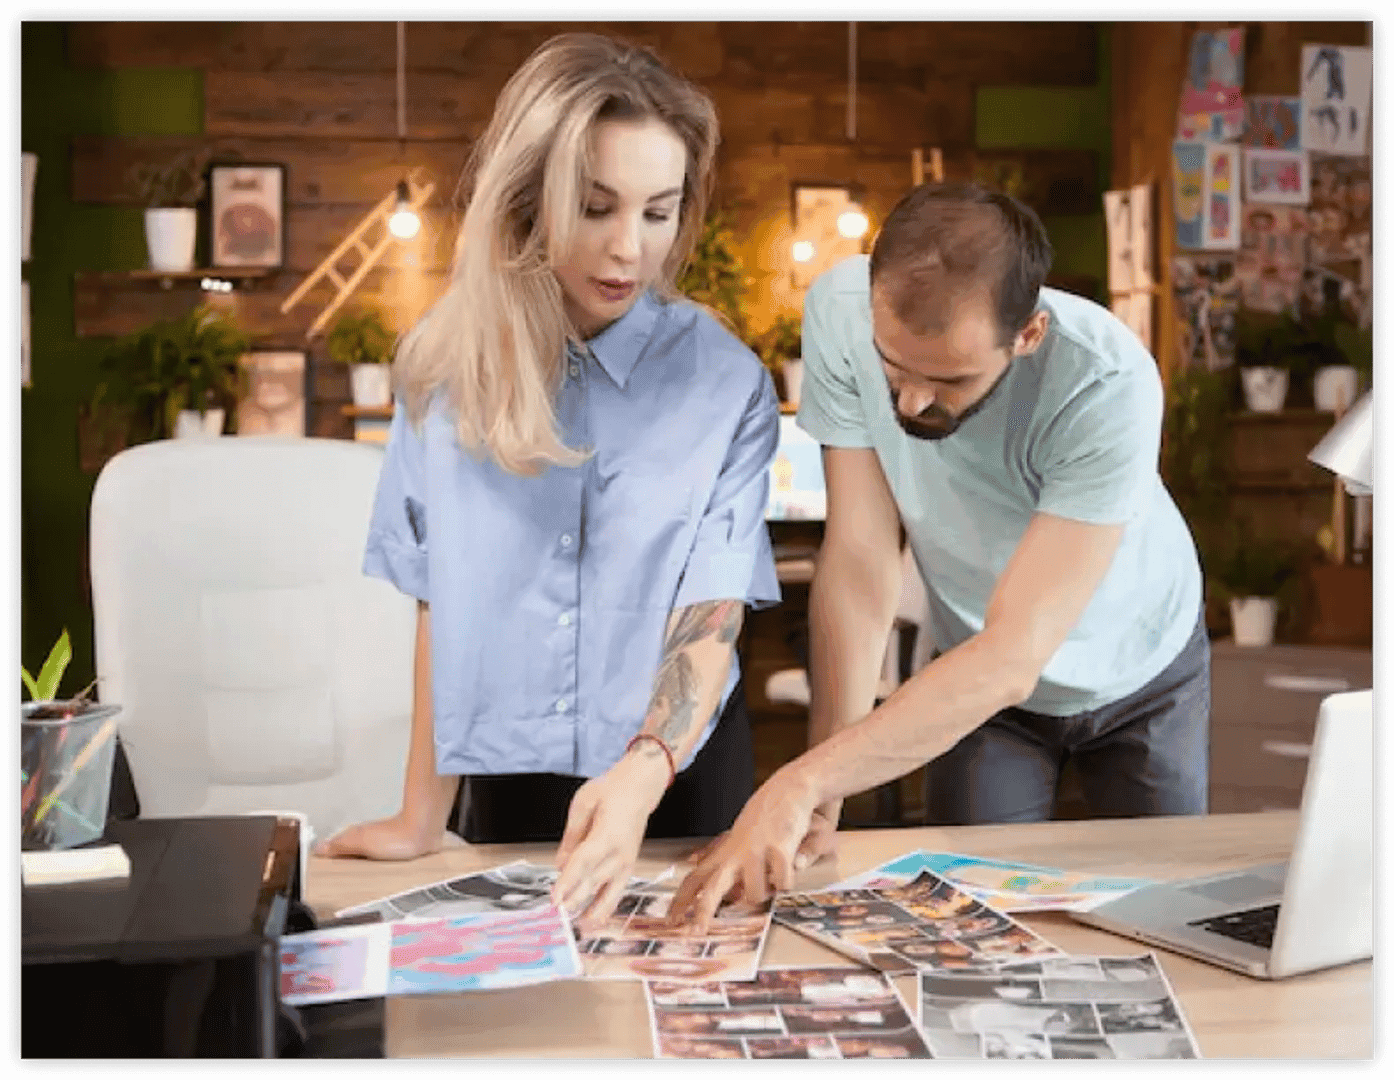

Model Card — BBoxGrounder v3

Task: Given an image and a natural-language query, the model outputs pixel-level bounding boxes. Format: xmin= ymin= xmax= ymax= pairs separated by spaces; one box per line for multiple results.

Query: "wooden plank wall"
xmin=68 ymin=21 xmax=1101 ymax=434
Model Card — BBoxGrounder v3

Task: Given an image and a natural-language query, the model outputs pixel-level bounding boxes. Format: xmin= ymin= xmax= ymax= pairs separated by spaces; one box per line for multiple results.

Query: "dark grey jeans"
xmin=923 ymin=610 xmax=1211 ymax=824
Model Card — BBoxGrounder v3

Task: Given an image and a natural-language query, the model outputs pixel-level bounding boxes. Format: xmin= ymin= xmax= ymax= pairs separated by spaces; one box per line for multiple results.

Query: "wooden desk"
xmin=306 ymin=812 xmax=1370 ymax=1058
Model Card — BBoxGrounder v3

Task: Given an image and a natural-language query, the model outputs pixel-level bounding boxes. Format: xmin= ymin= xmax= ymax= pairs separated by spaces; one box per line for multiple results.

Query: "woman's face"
xmin=553 ymin=116 xmax=686 ymax=338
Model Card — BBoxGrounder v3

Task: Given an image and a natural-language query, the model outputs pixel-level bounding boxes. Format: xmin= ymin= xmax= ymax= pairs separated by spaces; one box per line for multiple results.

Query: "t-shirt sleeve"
xmin=671 ymin=368 xmax=782 ymax=612
xmin=362 ymin=404 xmax=430 ymax=602
xmin=1032 ymin=363 xmax=1164 ymax=525
xmin=795 ymin=278 xmax=875 ymax=449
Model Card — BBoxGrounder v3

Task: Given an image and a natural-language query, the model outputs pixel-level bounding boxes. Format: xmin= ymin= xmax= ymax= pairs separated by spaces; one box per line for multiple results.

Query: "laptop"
xmin=1072 ymin=690 xmax=1372 ymax=979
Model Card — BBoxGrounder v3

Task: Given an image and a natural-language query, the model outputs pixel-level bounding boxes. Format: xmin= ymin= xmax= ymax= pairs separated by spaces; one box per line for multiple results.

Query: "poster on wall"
xmin=1243 ymin=96 xmax=1302 ymax=150
xmin=1176 ymin=28 xmax=1245 ymax=141
xmin=236 ymin=351 xmax=307 ymax=436
xmin=1234 ymin=204 xmax=1308 ymax=314
xmin=22 ymin=281 xmax=31 ymax=388
xmin=1242 ymin=149 xmax=1311 ymax=205
xmin=1172 ymin=257 xmax=1239 ymax=371
xmin=1300 ymin=45 xmax=1372 ymax=156
xmin=23 ymin=152 xmax=37 ymax=263
xmin=1111 ymin=292 xmax=1153 ymax=352
xmin=209 ymin=162 xmax=286 ymax=269
xmin=1202 ymin=142 xmax=1241 ymax=250
xmin=1306 ymin=153 xmax=1372 ymax=267
xmin=1171 ymin=141 xmax=1206 ymax=249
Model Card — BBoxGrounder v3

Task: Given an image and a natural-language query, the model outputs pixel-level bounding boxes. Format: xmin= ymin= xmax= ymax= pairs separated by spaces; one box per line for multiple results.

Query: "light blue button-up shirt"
xmin=363 ymin=291 xmax=781 ymax=778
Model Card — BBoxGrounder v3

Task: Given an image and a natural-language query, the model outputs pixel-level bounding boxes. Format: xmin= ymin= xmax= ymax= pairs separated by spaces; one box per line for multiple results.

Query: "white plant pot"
xmin=350 ymin=364 xmax=393 ymax=408
xmin=144 ymin=207 xmax=198 ymax=272
xmin=782 ymin=357 xmax=804 ymax=408
xmin=174 ymin=408 xmax=225 ymax=439
xmin=1230 ymin=596 xmax=1278 ymax=648
xmin=1240 ymin=367 xmax=1289 ymax=413
xmin=1313 ymin=365 xmax=1359 ymax=414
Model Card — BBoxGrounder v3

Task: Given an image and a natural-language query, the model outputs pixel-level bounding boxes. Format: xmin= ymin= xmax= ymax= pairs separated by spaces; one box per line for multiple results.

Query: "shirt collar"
xmin=579 ymin=290 xmax=663 ymax=390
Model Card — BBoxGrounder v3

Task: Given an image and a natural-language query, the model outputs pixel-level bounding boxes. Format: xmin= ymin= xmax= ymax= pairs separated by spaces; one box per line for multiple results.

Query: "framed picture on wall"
xmin=209 ymin=162 xmax=286 ymax=270
xmin=236 ymin=350 xmax=307 ymax=436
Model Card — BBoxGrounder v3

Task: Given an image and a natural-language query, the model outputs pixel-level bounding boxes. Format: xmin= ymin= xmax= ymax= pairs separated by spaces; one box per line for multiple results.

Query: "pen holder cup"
xmin=20 ymin=701 xmax=123 ymax=851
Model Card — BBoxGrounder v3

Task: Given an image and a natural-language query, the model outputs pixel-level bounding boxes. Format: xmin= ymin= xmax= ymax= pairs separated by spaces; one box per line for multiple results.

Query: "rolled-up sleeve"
xmin=362 ymin=403 xmax=430 ymax=602
xmin=671 ymin=370 xmax=782 ymax=612
xmin=796 ymin=274 xmax=874 ymax=449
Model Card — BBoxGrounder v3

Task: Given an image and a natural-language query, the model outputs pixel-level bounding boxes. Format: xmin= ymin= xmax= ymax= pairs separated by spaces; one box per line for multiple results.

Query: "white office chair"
xmin=89 ymin=436 xmax=415 ymax=840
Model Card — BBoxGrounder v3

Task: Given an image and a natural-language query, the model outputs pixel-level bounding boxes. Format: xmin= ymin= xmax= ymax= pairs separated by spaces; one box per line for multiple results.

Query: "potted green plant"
xmin=128 ymin=150 xmax=209 ymax=273
xmin=326 ymin=305 xmax=398 ymax=407
xmin=752 ymin=314 xmax=803 ymax=405
xmin=1317 ymin=320 xmax=1371 ymax=414
xmin=677 ymin=210 xmax=750 ymax=340
xmin=21 ymin=630 xmax=123 ymax=851
xmin=1233 ymin=309 xmax=1298 ymax=412
xmin=94 ymin=304 xmax=251 ymax=441
xmin=1208 ymin=533 xmax=1301 ymax=647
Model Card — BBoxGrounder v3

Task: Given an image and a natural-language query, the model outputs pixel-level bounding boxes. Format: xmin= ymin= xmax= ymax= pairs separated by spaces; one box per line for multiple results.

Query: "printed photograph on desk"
xmin=773 ymin=871 xmax=1063 ymax=975
xmin=835 ymin=850 xmax=1153 ymax=913
xmin=280 ymin=923 xmax=391 ymax=1006
xmin=577 ymin=887 xmax=773 ymax=983
xmin=917 ymin=953 xmax=1201 ymax=1059
xmin=645 ymin=966 xmax=932 ymax=1058
xmin=386 ymin=904 xmax=582 ymax=994
xmin=335 ymin=860 xmax=663 ymax=922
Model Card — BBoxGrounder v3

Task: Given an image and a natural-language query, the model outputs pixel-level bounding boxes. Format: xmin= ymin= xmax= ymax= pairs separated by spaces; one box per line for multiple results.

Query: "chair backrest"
xmin=89 ymin=437 xmax=415 ymax=838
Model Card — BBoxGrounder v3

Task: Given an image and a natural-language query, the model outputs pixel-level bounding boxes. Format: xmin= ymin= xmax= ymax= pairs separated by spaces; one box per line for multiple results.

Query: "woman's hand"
xmin=551 ymin=750 xmax=669 ymax=933
xmin=314 ymin=813 xmax=447 ymax=861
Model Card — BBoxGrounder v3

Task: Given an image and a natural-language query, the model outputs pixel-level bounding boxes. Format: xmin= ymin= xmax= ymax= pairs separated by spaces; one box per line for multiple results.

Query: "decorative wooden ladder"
xmin=279 ymin=169 xmax=436 ymax=340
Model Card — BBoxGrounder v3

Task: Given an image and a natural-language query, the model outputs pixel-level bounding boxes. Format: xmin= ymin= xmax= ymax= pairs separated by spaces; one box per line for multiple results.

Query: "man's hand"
xmin=683 ymin=799 xmax=841 ymax=879
xmin=551 ymin=750 xmax=668 ymax=934
xmin=314 ymin=813 xmax=447 ymax=861
xmin=668 ymin=763 xmax=824 ymax=933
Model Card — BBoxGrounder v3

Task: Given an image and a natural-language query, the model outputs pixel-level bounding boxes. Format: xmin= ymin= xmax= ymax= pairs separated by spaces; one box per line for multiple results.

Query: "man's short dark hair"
xmin=869 ymin=182 xmax=1054 ymax=346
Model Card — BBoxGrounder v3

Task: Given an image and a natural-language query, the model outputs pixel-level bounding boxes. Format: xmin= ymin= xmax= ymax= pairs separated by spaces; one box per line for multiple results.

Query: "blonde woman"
xmin=316 ymin=33 xmax=780 ymax=932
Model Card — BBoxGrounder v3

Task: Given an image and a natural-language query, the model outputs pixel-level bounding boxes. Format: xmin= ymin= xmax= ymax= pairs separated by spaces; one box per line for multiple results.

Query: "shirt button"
xmin=560 ymin=534 xmax=573 ymax=548
xmin=569 ymin=364 xmax=580 ymax=378
xmin=555 ymin=699 xmax=567 ymax=713
xmin=558 ymin=613 xmax=571 ymax=627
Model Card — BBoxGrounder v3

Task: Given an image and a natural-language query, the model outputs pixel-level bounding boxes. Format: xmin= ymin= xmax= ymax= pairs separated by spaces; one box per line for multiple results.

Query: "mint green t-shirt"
xmin=797 ymin=255 xmax=1202 ymax=716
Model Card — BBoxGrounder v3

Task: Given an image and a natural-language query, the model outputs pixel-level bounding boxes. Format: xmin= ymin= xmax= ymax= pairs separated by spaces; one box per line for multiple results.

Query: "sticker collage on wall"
xmin=1168 ymin=30 xmax=1371 ymax=372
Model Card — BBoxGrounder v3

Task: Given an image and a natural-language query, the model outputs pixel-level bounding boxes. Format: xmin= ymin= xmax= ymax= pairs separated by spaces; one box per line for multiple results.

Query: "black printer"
xmin=21 ymin=815 xmax=301 ymax=1057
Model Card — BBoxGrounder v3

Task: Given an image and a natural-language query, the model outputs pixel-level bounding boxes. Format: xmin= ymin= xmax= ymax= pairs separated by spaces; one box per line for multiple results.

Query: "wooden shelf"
xmin=1230 ymin=409 xmax=1341 ymax=425
xmin=110 ymin=268 xmax=276 ymax=290
xmin=341 ymin=404 xmax=393 ymax=419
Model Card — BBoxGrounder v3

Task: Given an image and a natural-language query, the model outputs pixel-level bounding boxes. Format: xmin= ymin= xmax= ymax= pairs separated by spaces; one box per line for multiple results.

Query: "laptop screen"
xmin=766 ymin=415 xmax=826 ymax=521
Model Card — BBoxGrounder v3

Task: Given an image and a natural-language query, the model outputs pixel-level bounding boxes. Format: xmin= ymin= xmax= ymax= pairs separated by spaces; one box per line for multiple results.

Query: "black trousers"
xmin=450 ymin=680 xmax=755 ymax=844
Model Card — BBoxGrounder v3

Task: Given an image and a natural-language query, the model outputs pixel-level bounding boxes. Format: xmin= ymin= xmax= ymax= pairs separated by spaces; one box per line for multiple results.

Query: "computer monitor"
xmin=767 ymin=415 xmax=826 ymax=521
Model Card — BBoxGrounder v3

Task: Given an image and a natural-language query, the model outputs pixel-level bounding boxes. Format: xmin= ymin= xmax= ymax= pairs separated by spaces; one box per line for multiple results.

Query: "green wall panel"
xmin=21 ymin=21 xmax=202 ymax=690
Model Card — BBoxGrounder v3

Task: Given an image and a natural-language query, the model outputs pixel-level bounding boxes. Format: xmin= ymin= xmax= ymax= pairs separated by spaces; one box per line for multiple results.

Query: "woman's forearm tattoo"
xmin=649 ymin=599 xmax=744 ymax=749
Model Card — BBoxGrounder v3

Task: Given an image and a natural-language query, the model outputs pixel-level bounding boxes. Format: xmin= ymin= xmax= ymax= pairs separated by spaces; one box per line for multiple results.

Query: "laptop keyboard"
xmin=1188 ymin=903 xmax=1279 ymax=948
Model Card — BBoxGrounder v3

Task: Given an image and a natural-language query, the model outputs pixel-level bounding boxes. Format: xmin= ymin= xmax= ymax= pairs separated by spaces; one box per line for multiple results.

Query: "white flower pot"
xmin=144 ymin=207 xmax=198 ymax=272
xmin=175 ymin=408 xmax=225 ymax=438
xmin=1313 ymin=365 xmax=1359 ymax=414
xmin=782 ymin=357 xmax=804 ymax=408
xmin=350 ymin=364 xmax=393 ymax=408
xmin=1240 ymin=367 xmax=1289 ymax=413
xmin=1230 ymin=596 xmax=1278 ymax=648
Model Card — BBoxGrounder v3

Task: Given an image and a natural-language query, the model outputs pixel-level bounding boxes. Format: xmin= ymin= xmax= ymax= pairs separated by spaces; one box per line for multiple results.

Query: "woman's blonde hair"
xmin=395 ymin=32 xmax=719 ymax=475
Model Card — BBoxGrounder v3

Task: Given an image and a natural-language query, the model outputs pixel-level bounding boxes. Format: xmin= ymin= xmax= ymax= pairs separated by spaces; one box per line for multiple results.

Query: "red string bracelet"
xmin=626 ymin=732 xmax=676 ymax=789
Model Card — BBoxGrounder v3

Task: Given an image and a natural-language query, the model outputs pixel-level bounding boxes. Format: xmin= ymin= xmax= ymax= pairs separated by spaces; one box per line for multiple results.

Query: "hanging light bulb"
xmin=837 ymin=206 xmax=869 ymax=239
xmin=388 ymin=179 xmax=421 ymax=240
xmin=792 ymin=240 xmax=816 ymax=263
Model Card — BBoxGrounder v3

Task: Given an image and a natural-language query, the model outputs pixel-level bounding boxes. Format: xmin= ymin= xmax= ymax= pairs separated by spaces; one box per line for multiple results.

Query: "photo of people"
xmin=917 ymin=953 xmax=1202 ymax=1059
xmin=578 ymin=887 xmax=772 ymax=982
xmin=773 ymin=870 xmax=1062 ymax=974
xmin=746 ymin=1035 xmax=840 ymax=1058
xmin=647 ymin=967 xmax=932 ymax=1059
xmin=835 ymin=1031 xmax=928 ymax=1058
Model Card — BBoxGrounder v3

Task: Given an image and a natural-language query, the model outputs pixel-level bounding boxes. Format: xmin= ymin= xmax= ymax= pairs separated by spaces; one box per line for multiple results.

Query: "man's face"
xmin=870 ymin=284 xmax=1046 ymax=441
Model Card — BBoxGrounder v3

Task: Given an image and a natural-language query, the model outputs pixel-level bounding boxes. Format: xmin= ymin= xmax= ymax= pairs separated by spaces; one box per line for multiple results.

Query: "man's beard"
xmin=891 ymin=364 xmax=1011 ymax=441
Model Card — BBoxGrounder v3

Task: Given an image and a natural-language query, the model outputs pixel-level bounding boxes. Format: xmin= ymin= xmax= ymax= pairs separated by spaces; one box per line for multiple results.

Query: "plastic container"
xmin=20 ymin=701 xmax=122 ymax=851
